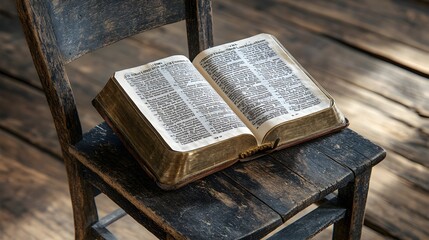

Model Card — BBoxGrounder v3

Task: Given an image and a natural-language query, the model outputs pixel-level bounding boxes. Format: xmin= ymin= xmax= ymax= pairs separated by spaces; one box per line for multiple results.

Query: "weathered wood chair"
xmin=17 ymin=0 xmax=385 ymax=239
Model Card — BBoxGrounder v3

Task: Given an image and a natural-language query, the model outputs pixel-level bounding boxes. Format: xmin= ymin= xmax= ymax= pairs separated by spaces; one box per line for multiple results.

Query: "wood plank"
xmin=0 ymin=12 xmax=39 ymax=87
xmin=71 ymin=123 xmax=282 ymax=240
xmin=269 ymin=142 xmax=353 ymax=189
xmin=379 ymin=151 xmax=429 ymax=192
xmin=222 ymin=139 xmax=355 ymax=220
xmin=224 ymin=154 xmax=348 ymax=221
xmin=47 ymin=0 xmax=186 ymax=62
xmin=245 ymin=0 xmax=429 ymax=76
xmin=311 ymin=68 xmax=429 ymax=135
xmin=0 ymin=130 xmax=73 ymax=239
xmin=365 ymin=166 xmax=429 ymax=240
xmin=309 ymin=129 xmax=385 ymax=175
xmin=185 ymin=0 xmax=214 ymax=60
xmin=0 ymin=73 xmax=60 ymax=156
xmin=223 ymin=129 xmax=383 ymax=225
xmin=0 ymin=0 xmax=16 ymax=17
xmin=282 ymin=0 xmax=429 ymax=54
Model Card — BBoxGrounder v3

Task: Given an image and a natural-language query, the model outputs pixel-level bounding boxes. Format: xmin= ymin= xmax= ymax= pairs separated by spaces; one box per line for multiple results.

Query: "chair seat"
xmin=69 ymin=122 xmax=385 ymax=239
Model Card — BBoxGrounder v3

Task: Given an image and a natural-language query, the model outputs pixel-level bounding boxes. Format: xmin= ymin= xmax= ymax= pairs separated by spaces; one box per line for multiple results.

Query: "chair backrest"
xmin=16 ymin=0 xmax=213 ymax=150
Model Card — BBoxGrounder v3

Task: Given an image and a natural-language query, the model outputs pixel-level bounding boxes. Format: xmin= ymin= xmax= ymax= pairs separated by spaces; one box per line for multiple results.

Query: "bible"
xmin=93 ymin=33 xmax=348 ymax=189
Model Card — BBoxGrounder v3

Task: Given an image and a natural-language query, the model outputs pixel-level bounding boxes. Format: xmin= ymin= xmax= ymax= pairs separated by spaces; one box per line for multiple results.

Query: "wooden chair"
xmin=17 ymin=0 xmax=385 ymax=239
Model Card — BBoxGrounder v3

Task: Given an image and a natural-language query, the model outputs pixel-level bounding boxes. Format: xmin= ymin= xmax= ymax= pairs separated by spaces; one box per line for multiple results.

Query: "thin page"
xmin=114 ymin=55 xmax=252 ymax=152
xmin=193 ymin=34 xmax=331 ymax=143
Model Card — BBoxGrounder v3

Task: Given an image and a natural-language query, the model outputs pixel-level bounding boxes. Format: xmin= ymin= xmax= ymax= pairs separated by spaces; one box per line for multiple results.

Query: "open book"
xmin=93 ymin=33 xmax=347 ymax=189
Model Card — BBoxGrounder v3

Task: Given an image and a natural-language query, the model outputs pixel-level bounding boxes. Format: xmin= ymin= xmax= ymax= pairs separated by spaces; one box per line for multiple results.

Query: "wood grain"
xmin=282 ymin=0 xmax=429 ymax=54
xmin=71 ymin=123 xmax=282 ymax=239
xmin=3 ymin=0 xmax=428 ymax=238
xmin=48 ymin=0 xmax=186 ymax=63
xmin=0 ymin=12 xmax=39 ymax=87
xmin=223 ymin=139 xmax=354 ymax=220
xmin=0 ymin=73 xmax=60 ymax=155
xmin=245 ymin=0 xmax=429 ymax=76
xmin=0 ymin=0 xmax=16 ymax=16
xmin=0 ymin=128 xmax=157 ymax=240
xmin=365 ymin=167 xmax=429 ymax=240
xmin=218 ymin=0 xmax=429 ymax=118
xmin=214 ymin=0 xmax=429 ymax=167
xmin=0 ymin=129 xmax=73 ymax=240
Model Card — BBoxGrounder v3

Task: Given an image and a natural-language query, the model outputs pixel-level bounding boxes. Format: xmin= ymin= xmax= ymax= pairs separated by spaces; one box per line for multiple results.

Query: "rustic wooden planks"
xmin=245 ymin=0 xmax=429 ymax=76
xmin=365 ymin=167 xmax=429 ymax=239
xmin=218 ymin=0 xmax=429 ymax=117
xmin=70 ymin=122 xmax=386 ymax=239
xmin=224 ymin=154 xmax=347 ymax=220
xmin=0 ymin=0 xmax=16 ymax=16
xmin=0 ymin=73 xmax=60 ymax=156
xmin=0 ymin=130 xmax=74 ymax=239
xmin=0 ymin=11 xmax=39 ymax=87
xmin=71 ymin=123 xmax=283 ymax=239
xmin=282 ymin=0 xmax=429 ymax=54
xmin=2 ymin=0 xmax=429 ymax=239
xmin=223 ymin=139 xmax=354 ymax=220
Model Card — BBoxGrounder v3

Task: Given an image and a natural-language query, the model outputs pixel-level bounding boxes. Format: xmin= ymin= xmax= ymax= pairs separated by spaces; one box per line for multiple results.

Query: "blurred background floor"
xmin=1 ymin=0 xmax=428 ymax=239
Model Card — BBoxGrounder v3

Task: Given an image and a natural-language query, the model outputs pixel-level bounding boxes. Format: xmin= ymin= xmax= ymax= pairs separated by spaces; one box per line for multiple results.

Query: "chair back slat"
xmin=49 ymin=0 xmax=187 ymax=63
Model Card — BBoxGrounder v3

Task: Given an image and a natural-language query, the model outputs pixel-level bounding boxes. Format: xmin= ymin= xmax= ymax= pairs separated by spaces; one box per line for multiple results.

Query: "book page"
xmin=114 ymin=55 xmax=253 ymax=152
xmin=193 ymin=34 xmax=331 ymax=143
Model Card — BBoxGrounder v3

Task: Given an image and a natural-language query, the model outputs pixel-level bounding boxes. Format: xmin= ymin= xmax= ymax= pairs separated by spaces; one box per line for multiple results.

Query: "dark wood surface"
xmin=72 ymin=123 xmax=283 ymax=240
xmin=1 ymin=0 xmax=428 ymax=239
xmin=47 ymin=0 xmax=187 ymax=63
xmin=70 ymin=123 xmax=382 ymax=239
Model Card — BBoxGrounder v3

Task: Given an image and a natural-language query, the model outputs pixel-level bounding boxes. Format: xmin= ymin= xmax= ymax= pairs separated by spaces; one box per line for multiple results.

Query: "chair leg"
xmin=333 ymin=169 xmax=372 ymax=240
xmin=64 ymin=152 xmax=99 ymax=240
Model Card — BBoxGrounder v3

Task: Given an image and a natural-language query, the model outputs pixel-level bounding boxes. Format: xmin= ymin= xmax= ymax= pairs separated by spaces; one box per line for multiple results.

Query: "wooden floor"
xmin=1 ymin=0 xmax=428 ymax=239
